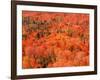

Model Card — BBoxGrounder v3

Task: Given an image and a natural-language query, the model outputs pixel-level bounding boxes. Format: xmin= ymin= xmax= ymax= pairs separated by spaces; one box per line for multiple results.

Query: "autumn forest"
xmin=22 ymin=11 xmax=89 ymax=69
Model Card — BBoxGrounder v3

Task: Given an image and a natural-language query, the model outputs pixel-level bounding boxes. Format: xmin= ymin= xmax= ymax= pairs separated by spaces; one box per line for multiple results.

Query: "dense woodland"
xmin=22 ymin=11 xmax=89 ymax=69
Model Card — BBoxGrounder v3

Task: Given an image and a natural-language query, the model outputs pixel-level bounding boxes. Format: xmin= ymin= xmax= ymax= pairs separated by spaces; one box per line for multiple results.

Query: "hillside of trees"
xmin=22 ymin=11 xmax=89 ymax=69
